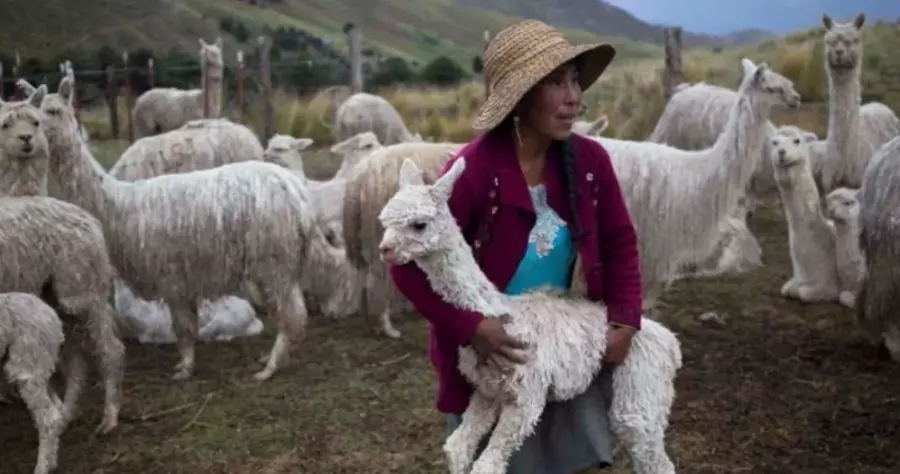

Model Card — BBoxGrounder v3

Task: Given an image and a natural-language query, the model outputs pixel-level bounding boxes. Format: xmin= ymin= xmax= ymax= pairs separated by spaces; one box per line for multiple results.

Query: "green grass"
xmin=3 ymin=145 xmax=900 ymax=473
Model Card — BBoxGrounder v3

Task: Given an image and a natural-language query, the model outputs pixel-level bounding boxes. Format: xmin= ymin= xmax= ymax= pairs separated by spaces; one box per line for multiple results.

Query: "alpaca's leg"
xmin=380 ymin=308 xmax=401 ymax=339
xmin=366 ymin=270 xmax=401 ymax=339
xmin=444 ymin=392 xmax=499 ymax=474
xmin=170 ymin=304 xmax=198 ymax=381
xmin=882 ymin=324 xmax=900 ymax=363
xmin=780 ymin=277 xmax=799 ymax=297
xmin=85 ymin=301 xmax=125 ymax=434
xmin=59 ymin=342 xmax=87 ymax=430
xmin=254 ymin=284 xmax=307 ymax=381
xmin=796 ymin=284 xmax=837 ymax=303
xmin=468 ymin=394 xmax=545 ymax=474
xmin=839 ymin=290 xmax=856 ymax=309
xmin=16 ymin=377 xmax=64 ymax=474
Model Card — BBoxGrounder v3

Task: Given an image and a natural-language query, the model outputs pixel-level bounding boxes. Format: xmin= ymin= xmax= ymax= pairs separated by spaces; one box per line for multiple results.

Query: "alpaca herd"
xmin=0 ymin=10 xmax=898 ymax=474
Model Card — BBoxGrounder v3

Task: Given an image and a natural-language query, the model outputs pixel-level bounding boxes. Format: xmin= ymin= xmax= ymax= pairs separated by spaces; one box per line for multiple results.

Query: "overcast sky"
xmin=603 ymin=1 xmax=900 ymax=35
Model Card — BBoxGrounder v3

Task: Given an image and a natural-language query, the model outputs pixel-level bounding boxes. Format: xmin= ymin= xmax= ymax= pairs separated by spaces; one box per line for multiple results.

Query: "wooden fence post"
xmin=483 ymin=30 xmax=492 ymax=101
xmin=236 ymin=50 xmax=245 ymax=124
xmin=0 ymin=62 xmax=4 ymax=99
xmin=123 ymin=51 xmax=134 ymax=142
xmin=12 ymin=52 xmax=20 ymax=100
xmin=105 ymin=65 xmax=120 ymax=140
xmin=346 ymin=23 xmax=363 ymax=93
xmin=258 ymin=36 xmax=274 ymax=142
xmin=663 ymin=27 xmax=684 ymax=99
xmin=148 ymin=58 xmax=155 ymax=89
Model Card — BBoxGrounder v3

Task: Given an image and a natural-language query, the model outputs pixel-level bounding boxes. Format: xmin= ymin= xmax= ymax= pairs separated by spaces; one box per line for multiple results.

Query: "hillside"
xmin=0 ymin=0 xmax=754 ymax=67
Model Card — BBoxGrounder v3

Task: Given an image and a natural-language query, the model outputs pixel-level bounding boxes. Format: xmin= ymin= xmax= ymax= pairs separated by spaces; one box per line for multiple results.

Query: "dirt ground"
xmin=3 ymin=147 xmax=900 ymax=473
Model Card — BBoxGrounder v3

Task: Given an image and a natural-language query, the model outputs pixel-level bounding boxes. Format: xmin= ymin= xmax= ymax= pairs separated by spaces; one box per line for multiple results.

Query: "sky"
xmin=603 ymin=0 xmax=900 ymax=36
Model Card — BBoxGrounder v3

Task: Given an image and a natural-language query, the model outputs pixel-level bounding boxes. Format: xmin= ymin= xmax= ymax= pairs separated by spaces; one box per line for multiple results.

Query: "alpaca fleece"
xmin=334 ymin=92 xmax=421 ymax=145
xmin=824 ymin=187 xmax=864 ymax=309
xmin=0 ymin=86 xmax=50 ymax=197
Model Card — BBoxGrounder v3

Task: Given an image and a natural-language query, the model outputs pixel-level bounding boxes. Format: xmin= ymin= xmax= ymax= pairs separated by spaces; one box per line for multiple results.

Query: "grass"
xmin=3 ymin=153 xmax=900 ymax=472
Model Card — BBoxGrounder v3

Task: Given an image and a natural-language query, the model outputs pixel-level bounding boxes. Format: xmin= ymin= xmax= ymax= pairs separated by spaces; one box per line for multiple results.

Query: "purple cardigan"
xmin=388 ymin=129 xmax=643 ymax=414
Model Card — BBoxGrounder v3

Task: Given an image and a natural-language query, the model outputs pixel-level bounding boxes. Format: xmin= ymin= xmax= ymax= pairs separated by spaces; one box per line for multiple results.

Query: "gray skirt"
xmin=445 ymin=367 xmax=615 ymax=474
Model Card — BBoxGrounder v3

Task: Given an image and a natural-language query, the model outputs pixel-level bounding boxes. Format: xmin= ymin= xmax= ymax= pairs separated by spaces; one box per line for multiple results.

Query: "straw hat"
xmin=473 ymin=19 xmax=616 ymax=131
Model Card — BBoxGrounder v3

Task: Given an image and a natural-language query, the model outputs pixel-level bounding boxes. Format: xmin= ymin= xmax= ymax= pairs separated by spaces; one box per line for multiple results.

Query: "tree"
xmin=419 ymin=56 xmax=468 ymax=87
xmin=472 ymin=55 xmax=483 ymax=74
xmin=369 ymin=57 xmax=416 ymax=88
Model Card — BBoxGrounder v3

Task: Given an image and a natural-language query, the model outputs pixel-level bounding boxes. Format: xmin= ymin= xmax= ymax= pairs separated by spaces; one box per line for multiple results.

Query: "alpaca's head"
xmin=825 ymin=187 xmax=860 ymax=223
xmin=330 ymin=131 xmax=382 ymax=162
xmin=199 ymin=37 xmax=224 ymax=70
xmin=822 ymin=12 xmax=865 ymax=71
xmin=34 ymin=78 xmax=82 ymax=153
xmin=0 ymin=85 xmax=49 ymax=161
xmin=263 ymin=134 xmax=314 ymax=170
xmin=571 ymin=115 xmax=609 ymax=137
xmin=377 ymin=157 xmax=467 ymax=265
xmin=740 ymin=58 xmax=801 ymax=109
xmin=769 ymin=125 xmax=817 ymax=169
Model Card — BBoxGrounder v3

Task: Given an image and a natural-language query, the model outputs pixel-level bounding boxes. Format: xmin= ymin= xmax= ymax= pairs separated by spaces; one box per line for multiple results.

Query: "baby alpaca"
xmin=771 ymin=126 xmax=841 ymax=303
xmin=1 ymin=292 xmax=66 ymax=474
xmin=378 ymin=158 xmax=681 ymax=474
xmin=825 ymin=187 xmax=864 ymax=308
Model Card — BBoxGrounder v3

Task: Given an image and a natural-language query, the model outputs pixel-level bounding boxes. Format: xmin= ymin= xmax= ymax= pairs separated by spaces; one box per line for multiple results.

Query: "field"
xmin=4 ymin=142 xmax=900 ymax=473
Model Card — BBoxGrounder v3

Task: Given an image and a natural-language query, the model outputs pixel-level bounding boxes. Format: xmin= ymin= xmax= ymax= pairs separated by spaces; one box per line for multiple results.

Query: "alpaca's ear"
xmin=215 ymin=36 xmax=224 ymax=48
xmin=802 ymin=131 xmax=818 ymax=143
xmin=330 ymin=134 xmax=358 ymax=153
xmin=16 ymin=78 xmax=37 ymax=96
xmin=199 ymin=38 xmax=209 ymax=49
xmin=28 ymin=85 xmax=47 ymax=108
xmin=740 ymin=58 xmax=757 ymax=79
xmin=588 ymin=115 xmax=608 ymax=135
xmin=398 ymin=158 xmax=425 ymax=188
xmin=58 ymin=76 xmax=74 ymax=105
xmin=822 ymin=13 xmax=833 ymax=30
xmin=853 ymin=12 xmax=865 ymax=30
xmin=292 ymin=138 xmax=313 ymax=151
xmin=430 ymin=157 xmax=466 ymax=203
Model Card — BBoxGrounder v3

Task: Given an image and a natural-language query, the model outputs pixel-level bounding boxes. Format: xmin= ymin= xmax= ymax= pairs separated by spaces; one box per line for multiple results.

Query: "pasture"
xmin=2 ymin=145 xmax=899 ymax=474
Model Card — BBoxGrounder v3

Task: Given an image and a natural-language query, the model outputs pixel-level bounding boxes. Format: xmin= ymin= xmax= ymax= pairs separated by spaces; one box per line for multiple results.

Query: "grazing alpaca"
xmin=770 ymin=125 xmax=841 ymax=303
xmin=825 ymin=187 xmax=864 ymax=309
xmin=378 ymin=157 xmax=681 ymax=474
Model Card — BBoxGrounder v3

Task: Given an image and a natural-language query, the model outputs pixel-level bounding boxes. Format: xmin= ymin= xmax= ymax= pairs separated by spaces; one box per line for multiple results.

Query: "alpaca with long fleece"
xmin=770 ymin=125 xmax=841 ymax=303
xmin=591 ymin=58 xmax=800 ymax=314
xmin=378 ymin=158 xmax=681 ymax=474
xmin=17 ymin=76 xmax=91 ymax=146
xmin=41 ymin=93 xmax=350 ymax=382
xmin=334 ymin=92 xmax=422 ymax=145
xmin=343 ymin=141 xmax=463 ymax=338
xmin=0 ymin=86 xmax=50 ymax=197
xmin=855 ymin=136 xmax=900 ymax=362
xmin=824 ymin=187 xmax=864 ymax=309
xmin=0 ymin=292 xmax=66 ymax=474
xmin=132 ymin=38 xmax=225 ymax=138
xmin=819 ymin=12 xmax=900 ymax=193
xmin=328 ymin=131 xmax=384 ymax=180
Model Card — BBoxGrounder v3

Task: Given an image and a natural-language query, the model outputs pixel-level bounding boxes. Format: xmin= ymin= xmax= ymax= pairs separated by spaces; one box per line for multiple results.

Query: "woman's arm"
xmin=591 ymin=144 xmax=644 ymax=330
xmin=388 ymin=155 xmax=486 ymax=345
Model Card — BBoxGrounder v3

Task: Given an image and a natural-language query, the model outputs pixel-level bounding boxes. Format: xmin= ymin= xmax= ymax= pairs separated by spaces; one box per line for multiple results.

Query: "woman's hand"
xmin=471 ymin=315 xmax=530 ymax=367
xmin=604 ymin=324 xmax=636 ymax=366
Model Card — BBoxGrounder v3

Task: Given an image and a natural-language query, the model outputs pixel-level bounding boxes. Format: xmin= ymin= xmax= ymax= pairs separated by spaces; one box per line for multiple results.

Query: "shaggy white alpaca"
xmin=819 ymin=13 xmax=900 ymax=193
xmin=334 ymin=92 xmax=422 ymax=145
xmin=855 ymin=136 xmax=900 ymax=361
xmin=343 ymin=141 xmax=463 ymax=338
xmin=0 ymin=86 xmax=50 ymax=197
xmin=132 ymin=38 xmax=225 ymax=137
xmin=41 ymin=93 xmax=351 ymax=382
xmin=770 ymin=125 xmax=841 ymax=303
xmin=570 ymin=114 xmax=609 ymax=137
xmin=329 ymin=131 xmax=383 ymax=179
xmin=16 ymin=76 xmax=91 ymax=147
xmin=824 ymin=187 xmax=864 ymax=309
xmin=0 ymin=293 xmax=66 ymax=474
xmin=379 ymin=157 xmax=681 ymax=474
xmin=592 ymin=58 xmax=799 ymax=313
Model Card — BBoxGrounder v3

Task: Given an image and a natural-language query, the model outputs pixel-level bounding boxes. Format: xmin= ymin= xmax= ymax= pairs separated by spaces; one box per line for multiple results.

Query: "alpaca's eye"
xmin=1 ymin=122 xmax=8 ymax=130
xmin=411 ymin=221 xmax=427 ymax=231
xmin=32 ymin=120 xmax=39 ymax=127
xmin=793 ymin=138 xmax=800 ymax=145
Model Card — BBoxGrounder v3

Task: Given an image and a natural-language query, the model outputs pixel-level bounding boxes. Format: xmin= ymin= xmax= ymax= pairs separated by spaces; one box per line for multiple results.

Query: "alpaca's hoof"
xmin=258 ymin=353 xmax=270 ymax=365
xmin=383 ymin=326 xmax=402 ymax=339
xmin=252 ymin=368 xmax=274 ymax=381
xmin=172 ymin=368 xmax=192 ymax=381
xmin=94 ymin=417 xmax=118 ymax=435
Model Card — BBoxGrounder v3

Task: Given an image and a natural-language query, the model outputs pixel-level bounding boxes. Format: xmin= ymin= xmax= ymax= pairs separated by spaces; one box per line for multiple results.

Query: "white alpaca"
xmin=824 ymin=187 xmax=864 ymax=309
xmin=571 ymin=114 xmax=609 ymax=137
xmin=0 ymin=86 xmax=50 ymax=197
xmin=328 ymin=131 xmax=383 ymax=180
xmin=592 ymin=58 xmax=799 ymax=314
xmin=41 ymin=93 xmax=351 ymax=382
xmin=343 ymin=141 xmax=464 ymax=338
xmin=855 ymin=136 xmax=900 ymax=362
xmin=819 ymin=12 xmax=900 ymax=193
xmin=333 ymin=92 xmax=422 ymax=145
xmin=378 ymin=157 xmax=681 ymax=474
xmin=132 ymin=38 xmax=225 ymax=137
xmin=0 ymin=293 xmax=66 ymax=474
xmin=770 ymin=125 xmax=841 ymax=303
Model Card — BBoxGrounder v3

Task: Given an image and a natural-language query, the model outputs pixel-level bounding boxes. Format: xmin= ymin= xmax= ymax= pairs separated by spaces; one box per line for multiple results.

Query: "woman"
xmin=388 ymin=19 xmax=643 ymax=473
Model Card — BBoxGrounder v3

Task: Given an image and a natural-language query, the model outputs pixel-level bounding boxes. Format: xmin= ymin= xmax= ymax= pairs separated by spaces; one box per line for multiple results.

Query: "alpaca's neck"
xmin=51 ymin=126 xmax=120 ymax=219
xmin=826 ymin=65 xmax=862 ymax=155
xmin=835 ymin=217 xmax=860 ymax=242
xmin=414 ymin=231 xmax=510 ymax=317
xmin=776 ymin=164 xmax=823 ymax=223
xmin=711 ymin=82 xmax=771 ymax=188
xmin=201 ymin=61 xmax=224 ymax=118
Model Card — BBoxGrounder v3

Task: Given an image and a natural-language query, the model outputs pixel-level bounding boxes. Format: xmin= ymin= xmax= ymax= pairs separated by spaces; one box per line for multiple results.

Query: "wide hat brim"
xmin=473 ymin=42 xmax=616 ymax=131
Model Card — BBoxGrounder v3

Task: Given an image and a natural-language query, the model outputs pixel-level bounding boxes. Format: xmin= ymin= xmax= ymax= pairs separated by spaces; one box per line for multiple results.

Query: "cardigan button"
xmin=489 ymin=190 xmax=496 ymax=199
xmin=493 ymin=177 xmax=499 ymax=186
xmin=592 ymin=199 xmax=598 ymax=207
xmin=491 ymin=206 xmax=498 ymax=214
xmin=474 ymin=240 xmax=482 ymax=248
xmin=586 ymin=172 xmax=594 ymax=182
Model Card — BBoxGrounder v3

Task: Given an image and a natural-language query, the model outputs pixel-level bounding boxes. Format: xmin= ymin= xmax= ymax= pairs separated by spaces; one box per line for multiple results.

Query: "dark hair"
xmin=555 ymin=138 xmax=584 ymax=240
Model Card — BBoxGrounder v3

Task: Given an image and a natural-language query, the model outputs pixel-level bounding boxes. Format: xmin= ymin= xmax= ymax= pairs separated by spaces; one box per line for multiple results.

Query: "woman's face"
xmin=519 ymin=61 xmax=582 ymax=141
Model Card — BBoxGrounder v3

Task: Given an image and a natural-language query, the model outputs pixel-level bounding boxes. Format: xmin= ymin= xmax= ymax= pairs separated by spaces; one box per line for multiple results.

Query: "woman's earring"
xmin=513 ymin=114 xmax=523 ymax=147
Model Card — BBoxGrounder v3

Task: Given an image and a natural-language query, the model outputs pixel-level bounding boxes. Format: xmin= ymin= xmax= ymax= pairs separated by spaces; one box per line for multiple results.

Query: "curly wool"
xmin=334 ymin=92 xmax=421 ymax=145
xmin=824 ymin=187 xmax=864 ymax=309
